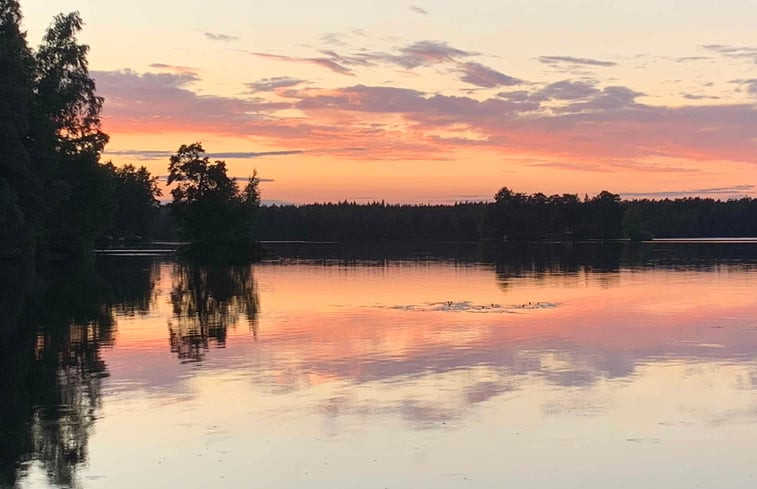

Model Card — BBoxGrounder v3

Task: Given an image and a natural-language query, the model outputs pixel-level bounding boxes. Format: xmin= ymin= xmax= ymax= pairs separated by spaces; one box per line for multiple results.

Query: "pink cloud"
xmin=94 ymin=68 xmax=757 ymax=168
xmin=250 ymin=52 xmax=354 ymax=76
xmin=459 ymin=62 xmax=521 ymax=88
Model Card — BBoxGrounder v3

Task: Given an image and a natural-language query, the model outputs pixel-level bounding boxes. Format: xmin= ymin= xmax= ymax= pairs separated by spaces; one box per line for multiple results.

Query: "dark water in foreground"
xmin=2 ymin=242 xmax=757 ymax=488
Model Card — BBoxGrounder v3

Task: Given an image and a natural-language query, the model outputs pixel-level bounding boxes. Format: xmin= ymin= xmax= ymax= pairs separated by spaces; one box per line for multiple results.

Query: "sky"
xmin=19 ymin=0 xmax=757 ymax=204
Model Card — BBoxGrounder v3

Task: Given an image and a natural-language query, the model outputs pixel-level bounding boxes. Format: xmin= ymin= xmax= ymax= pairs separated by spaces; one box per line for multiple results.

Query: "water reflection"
xmin=98 ymin=256 xmax=159 ymax=317
xmin=0 ymin=257 xmax=158 ymax=488
xmin=239 ymin=242 xmax=757 ymax=428
xmin=268 ymin=240 xmax=757 ymax=270
xmin=2 ymin=242 xmax=757 ymax=489
xmin=168 ymin=264 xmax=259 ymax=362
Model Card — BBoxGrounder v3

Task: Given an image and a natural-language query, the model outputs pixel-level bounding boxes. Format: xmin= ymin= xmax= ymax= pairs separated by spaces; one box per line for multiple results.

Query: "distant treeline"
xmin=250 ymin=191 xmax=757 ymax=242
xmin=143 ymin=190 xmax=757 ymax=243
xmin=630 ymin=198 xmax=757 ymax=238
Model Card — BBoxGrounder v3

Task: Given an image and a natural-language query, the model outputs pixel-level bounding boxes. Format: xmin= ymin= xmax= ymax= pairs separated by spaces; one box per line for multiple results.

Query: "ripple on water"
xmin=378 ymin=300 xmax=558 ymax=313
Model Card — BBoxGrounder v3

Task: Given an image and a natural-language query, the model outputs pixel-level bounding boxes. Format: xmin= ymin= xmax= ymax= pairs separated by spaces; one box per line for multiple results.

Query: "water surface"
xmin=3 ymin=242 xmax=757 ymax=488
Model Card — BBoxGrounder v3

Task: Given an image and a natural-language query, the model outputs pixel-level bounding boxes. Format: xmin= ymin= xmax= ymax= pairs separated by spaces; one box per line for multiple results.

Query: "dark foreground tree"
xmin=32 ymin=12 xmax=114 ymax=257
xmin=168 ymin=143 xmax=261 ymax=261
xmin=0 ymin=0 xmax=36 ymax=259
xmin=0 ymin=4 xmax=116 ymax=261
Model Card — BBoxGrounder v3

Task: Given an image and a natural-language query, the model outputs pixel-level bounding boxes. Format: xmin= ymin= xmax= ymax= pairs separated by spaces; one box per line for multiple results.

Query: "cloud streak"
xmin=702 ymin=44 xmax=757 ymax=63
xmin=253 ymin=40 xmax=476 ymax=76
xmin=622 ymin=185 xmax=755 ymax=199
xmin=149 ymin=63 xmax=199 ymax=75
xmin=105 ymin=149 xmax=304 ymax=160
xmin=204 ymin=32 xmax=239 ymax=42
xmin=390 ymin=41 xmax=473 ymax=68
xmin=250 ymin=52 xmax=354 ymax=75
xmin=247 ymin=76 xmax=306 ymax=92
xmin=537 ymin=56 xmax=617 ymax=67
xmin=681 ymin=93 xmax=721 ymax=100
xmin=459 ymin=62 xmax=521 ymax=88
xmin=536 ymin=80 xmax=599 ymax=100
xmin=734 ymin=79 xmax=757 ymax=97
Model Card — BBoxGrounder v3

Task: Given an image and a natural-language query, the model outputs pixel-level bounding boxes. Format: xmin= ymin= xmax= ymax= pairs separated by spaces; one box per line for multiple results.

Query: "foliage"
xmin=106 ymin=164 xmax=161 ymax=240
xmin=31 ymin=12 xmax=116 ymax=257
xmin=0 ymin=0 xmax=36 ymax=258
xmin=488 ymin=187 xmax=588 ymax=239
xmin=628 ymin=197 xmax=757 ymax=238
xmin=585 ymin=190 xmax=624 ymax=239
xmin=253 ymin=190 xmax=625 ymax=242
xmin=33 ymin=12 xmax=107 ymax=157
xmin=255 ymin=201 xmax=486 ymax=241
xmin=622 ymin=204 xmax=654 ymax=241
xmin=253 ymin=190 xmax=757 ymax=242
xmin=0 ymin=4 xmax=163 ymax=261
xmin=0 ymin=5 xmax=114 ymax=259
xmin=168 ymin=143 xmax=261 ymax=261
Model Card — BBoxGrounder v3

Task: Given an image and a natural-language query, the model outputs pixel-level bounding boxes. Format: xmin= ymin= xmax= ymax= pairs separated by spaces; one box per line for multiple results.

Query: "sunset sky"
xmin=20 ymin=0 xmax=757 ymax=204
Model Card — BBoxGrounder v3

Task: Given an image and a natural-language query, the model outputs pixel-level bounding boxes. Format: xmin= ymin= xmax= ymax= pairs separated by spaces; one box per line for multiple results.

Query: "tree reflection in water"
xmin=0 ymin=256 xmax=158 ymax=488
xmin=168 ymin=264 xmax=259 ymax=362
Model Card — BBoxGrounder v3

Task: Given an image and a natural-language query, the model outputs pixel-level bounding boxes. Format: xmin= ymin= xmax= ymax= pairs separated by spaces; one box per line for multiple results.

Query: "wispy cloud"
xmin=247 ymin=76 xmax=306 ymax=92
xmin=204 ymin=32 xmax=239 ymax=42
xmin=733 ymin=78 xmax=757 ymax=97
xmin=553 ymin=86 xmax=644 ymax=113
xmin=149 ymin=63 xmax=199 ymax=75
xmin=748 ymin=80 xmax=757 ymax=97
xmin=702 ymin=44 xmax=757 ymax=63
xmin=389 ymin=40 xmax=473 ymax=68
xmin=523 ymin=159 xmax=702 ymax=174
xmin=536 ymin=80 xmax=599 ymax=100
xmin=409 ymin=5 xmax=428 ymax=15
xmin=537 ymin=56 xmax=617 ymax=67
xmin=673 ymin=56 xmax=713 ymax=63
xmin=622 ymin=185 xmax=755 ymax=199
xmin=251 ymin=40 xmax=475 ymax=75
xmin=459 ymin=62 xmax=520 ymax=88
xmin=105 ymin=149 xmax=304 ymax=160
xmin=681 ymin=93 xmax=721 ymax=100
xmin=250 ymin=52 xmax=355 ymax=75
xmin=320 ymin=33 xmax=347 ymax=46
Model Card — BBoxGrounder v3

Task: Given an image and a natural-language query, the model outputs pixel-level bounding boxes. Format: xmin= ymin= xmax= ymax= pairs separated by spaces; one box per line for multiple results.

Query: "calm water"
xmin=3 ymin=242 xmax=757 ymax=488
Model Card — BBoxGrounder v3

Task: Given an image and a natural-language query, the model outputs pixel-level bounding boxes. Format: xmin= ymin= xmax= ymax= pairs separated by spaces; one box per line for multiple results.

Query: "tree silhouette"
xmin=31 ymin=12 xmax=115 ymax=257
xmin=0 ymin=0 xmax=37 ymax=259
xmin=1 ymin=4 xmax=155 ymax=261
xmin=106 ymin=164 xmax=162 ymax=240
xmin=168 ymin=143 xmax=261 ymax=261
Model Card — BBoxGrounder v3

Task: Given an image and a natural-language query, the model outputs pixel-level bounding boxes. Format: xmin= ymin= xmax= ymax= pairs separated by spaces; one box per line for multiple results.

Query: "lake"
xmin=3 ymin=241 xmax=757 ymax=488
